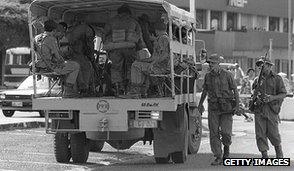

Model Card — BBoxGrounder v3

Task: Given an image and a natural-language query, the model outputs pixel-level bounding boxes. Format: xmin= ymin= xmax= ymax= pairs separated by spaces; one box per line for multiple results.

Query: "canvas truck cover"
xmin=28 ymin=0 xmax=195 ymax=25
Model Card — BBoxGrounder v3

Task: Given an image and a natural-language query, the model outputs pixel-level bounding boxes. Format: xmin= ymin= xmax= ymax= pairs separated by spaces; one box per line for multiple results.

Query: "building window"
xmin=255 ymin=15 xmax=267 ymax=31
xmin=275 ymin=59 xmax=280 ymax=73
xmin=211 ymin=10 xmax=222 ymax=30
xmin=281 ymin=59 xmax=289 ymax=76
xmin=283 ymin=18 xmax=293 ymax=33
xmin=247 ymin=58 xmax=254 ymax=69
xmin=196 ymin=9 xmax=207 ymax=29
xmin=227 ymin=12 xmax=238 ymax=31
xmin=269 ymin=17 xmax=279 ymax=32
xmin=241 ymin=13 xmax=253 ymax=31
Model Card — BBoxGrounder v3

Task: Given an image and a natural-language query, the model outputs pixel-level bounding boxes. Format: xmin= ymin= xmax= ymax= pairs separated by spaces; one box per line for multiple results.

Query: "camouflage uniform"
xmin=103 ymin=6 xmax=145 ymax=91
xmin=252 ymin=70 xmax=286 ymax=157
xmin=131 ymin=32 xmax=170 ymax=84
xmin=34 ymin=32 xmax=80 ymax=86
xmin=202 ymin=68 xmax=237 ymax=160
xmin=66 ymin=24 xmax=95 ymax=93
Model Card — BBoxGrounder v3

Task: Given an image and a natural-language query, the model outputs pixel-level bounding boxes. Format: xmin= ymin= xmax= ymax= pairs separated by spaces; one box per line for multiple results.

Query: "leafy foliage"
xmin=0 ymin=0 xmax=30 ymax=50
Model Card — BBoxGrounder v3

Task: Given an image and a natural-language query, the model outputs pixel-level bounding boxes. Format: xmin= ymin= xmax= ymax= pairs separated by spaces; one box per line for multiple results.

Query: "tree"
xmin=0 ymin=0 xmax=30 ymax=84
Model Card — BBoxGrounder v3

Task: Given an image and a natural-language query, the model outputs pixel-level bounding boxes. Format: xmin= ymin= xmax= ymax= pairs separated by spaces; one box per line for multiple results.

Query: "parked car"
xmin=0 ymin=75 xmax=61 ymax=117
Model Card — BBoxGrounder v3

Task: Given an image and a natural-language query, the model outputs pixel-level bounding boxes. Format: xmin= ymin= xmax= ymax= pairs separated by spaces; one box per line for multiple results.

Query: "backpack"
xmin=31 ymin=33 xmax=53 ymax=71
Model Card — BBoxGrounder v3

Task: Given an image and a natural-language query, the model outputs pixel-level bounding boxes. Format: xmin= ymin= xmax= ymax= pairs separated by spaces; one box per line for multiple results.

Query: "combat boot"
xmin=211 ymin=157 xmax=223 ymax=165
xmin=123 ymin=84 xmax=141 ymax=98
xmin=261 ymin=151 xmax=269 ymax=158
xmin=140 ymin=85 xmax=148 ymax=98
xmin=275 ymin=145 xmax=283 ymax=158
xmin=114 ymin=82 xmax=124 ymax=97
xmin=223 ymin=145 xmax=230 ymax=159
xmin=63 ymin=84 xmax=79 ymax=98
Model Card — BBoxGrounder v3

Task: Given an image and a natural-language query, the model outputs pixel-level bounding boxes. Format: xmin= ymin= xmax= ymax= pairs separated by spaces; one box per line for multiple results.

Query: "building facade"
xmin=168 ymin=0 xmax=294 ymax=76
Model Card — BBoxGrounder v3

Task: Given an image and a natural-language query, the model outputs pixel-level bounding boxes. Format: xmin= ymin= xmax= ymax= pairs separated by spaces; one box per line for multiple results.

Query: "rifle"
xmin=248 ymin=52 xmax=268 ymax=112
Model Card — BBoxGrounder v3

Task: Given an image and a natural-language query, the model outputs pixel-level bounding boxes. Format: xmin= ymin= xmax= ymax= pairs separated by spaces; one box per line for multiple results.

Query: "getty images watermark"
xmin=223 ymin=158 xmax=290 ymax=166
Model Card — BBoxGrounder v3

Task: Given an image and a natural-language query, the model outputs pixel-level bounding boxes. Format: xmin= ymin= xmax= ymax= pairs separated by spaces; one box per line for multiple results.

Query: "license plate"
xmin=12 ymin=101 xmax=23 ymax=107
xmin=132 ymin=120 xmax=157 ymax=128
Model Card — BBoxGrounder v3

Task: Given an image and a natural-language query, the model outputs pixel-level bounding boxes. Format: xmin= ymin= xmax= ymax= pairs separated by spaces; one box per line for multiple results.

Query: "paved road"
xmin=0 ymin=111 xmax=293 ymax=170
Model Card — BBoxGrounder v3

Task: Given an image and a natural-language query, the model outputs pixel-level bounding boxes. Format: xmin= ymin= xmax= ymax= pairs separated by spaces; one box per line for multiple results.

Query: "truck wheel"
xmin=188 ymin=107 xmax=202 ymax=154
xmin=39 ymin=110 xmax=45 ymax=117
xmin=89 ymin=140 xmax=105 ymax=152
xmin=70 ymin=132 xmax=89 ymax=163
xmin=54 ymin=133 xmax=71 ymax=163
xmin=2 ymin=110 xmax=15 ymax=117
xmin=171 ymin=109 xmax=188 ymax=163
xmin=155 ymin=155 xmax=170 ymax=164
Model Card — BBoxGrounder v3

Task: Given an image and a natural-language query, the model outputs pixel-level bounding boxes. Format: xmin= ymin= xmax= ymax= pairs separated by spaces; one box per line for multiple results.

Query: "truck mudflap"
xmin=33 ymin=97 xmax=177 ymax=131
xmin=153 ymin=104 xmax=188 ymax=159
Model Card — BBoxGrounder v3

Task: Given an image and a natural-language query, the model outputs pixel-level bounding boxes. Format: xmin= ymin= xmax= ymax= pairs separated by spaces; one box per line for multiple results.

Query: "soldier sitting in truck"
xmin=126 ymin=20 xmax=170 ymax=98
xmin=103 ymin=4 xmax=146 ymax=96
xmin=34 ymin=20 xmax=80 ymax=98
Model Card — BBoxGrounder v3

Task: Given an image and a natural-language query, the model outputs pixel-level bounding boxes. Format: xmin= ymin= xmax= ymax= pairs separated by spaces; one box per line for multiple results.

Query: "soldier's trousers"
xmin=208 ymin=111 xmax=233 ymax=158
xmin=108 ymin=48 xmax=137 ymax=84
xmin=254 ymin=105 xmax=281 ymax=152
xmin=54 ymin=60 xmax=80 ymax=85
xmin=76 ymin=60 xmax=93 ymax=90
xmin=131 ymin=61 xmax=151 ymax=85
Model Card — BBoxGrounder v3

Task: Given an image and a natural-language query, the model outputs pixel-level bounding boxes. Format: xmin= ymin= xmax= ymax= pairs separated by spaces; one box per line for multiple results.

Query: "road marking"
xmin=0 ymin=159 xmax=82 ymax=168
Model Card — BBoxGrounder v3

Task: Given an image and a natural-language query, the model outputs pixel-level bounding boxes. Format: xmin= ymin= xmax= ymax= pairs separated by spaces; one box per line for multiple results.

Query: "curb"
xmin=0 ymin=121 xmax=45 ymax=131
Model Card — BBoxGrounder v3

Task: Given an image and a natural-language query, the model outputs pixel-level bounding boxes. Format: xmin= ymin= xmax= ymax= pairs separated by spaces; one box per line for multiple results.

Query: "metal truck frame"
xmin=28 ymin=0 xmax=202 ymax=164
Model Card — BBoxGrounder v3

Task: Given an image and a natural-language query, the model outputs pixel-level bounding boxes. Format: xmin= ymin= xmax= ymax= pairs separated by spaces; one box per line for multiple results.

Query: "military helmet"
xmin=206 ymin=53 xmax=221 ymax=63
xmin=256 ymin=56 xmax=274 ymax=66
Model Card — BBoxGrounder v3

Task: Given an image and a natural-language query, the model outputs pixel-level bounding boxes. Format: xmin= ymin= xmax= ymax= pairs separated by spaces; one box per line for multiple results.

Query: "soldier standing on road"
xmin=253 ymin=57 xmax=286 ymax=158
xmin=198 ymin=54 xmax=239 ymax=165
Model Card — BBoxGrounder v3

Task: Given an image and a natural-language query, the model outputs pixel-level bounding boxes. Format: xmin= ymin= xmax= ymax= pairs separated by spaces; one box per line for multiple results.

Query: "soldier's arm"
xmin=48 ymin=36 xmax=64 ymax=61
xmin=41 ymin=38 xmax=57 ymax=69
xmin=270 ymin=76 xmax=287 ymax=101
xmin=229 ymin=72 xmax=240 ymax=107
xmin=198 ymin=74 xmax=208 ymax=106
xmin=135 ymin=21 xmax=146 ymax=49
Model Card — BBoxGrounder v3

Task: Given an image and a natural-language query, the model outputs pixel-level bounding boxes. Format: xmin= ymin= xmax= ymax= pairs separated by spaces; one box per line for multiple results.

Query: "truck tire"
xmin=54 ymin=133 xmax=71 ymax=163
xmin=89 ymin=140 xmax=105 ymax=152
xmin=155 ymin=155 xmax=170 ymax=164
xmin=171 ymin=108 xmax=188 ymax=163
xmin=188 ymin=107 xmax=202 ymax=154
xmin=70 ymin=132 xmax=89 ymax=163
xmin=2 ymin=110 xmax=15 ymax=117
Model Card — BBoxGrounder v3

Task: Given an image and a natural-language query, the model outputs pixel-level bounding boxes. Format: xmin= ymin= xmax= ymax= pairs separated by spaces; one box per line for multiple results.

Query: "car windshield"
xmin=18 ymin=75 xmax=59 ymax=90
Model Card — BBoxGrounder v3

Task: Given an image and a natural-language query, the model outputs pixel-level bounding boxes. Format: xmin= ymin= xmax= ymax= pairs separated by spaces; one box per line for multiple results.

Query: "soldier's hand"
xmin=198 ymin=104 xmax=205 ymax=114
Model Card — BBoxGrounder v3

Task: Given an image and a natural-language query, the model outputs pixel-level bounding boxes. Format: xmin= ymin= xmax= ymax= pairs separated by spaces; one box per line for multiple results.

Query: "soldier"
xmin=198 ymin=54 xmax=239 ymax=165
xmin=103 ymin=4 xmax=145 ymax=96
xmin=126 ymin=21 xmax=169 ymax=98
xmin=66 ymin=16 xmax=95 ymax=96
xmin=253 ymin=57 xmax=286 ymax=158
xmin=34 ymin=20 xmax=80 ymax=98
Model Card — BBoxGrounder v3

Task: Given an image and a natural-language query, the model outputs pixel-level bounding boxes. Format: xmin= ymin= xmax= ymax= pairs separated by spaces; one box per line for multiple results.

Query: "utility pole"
xmin=269 ymin=39 xmax=273 ymax=61
xmin=288 ymin=0 xmax=292 ymax=80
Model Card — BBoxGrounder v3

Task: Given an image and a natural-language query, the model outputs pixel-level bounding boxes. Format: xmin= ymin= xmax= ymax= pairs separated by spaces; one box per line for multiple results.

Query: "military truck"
xmin=28 ymin=0 xmax=203 ymax=164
